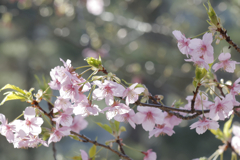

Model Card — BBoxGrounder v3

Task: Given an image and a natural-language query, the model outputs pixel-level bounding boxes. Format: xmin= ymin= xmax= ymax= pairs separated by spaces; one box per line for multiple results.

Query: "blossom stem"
xmin=190 ymin=31 xmax=208 ymax=39
xmin=13 ymin=113 xmax=24 ymax=122
xmin=123 ymin=144 xmax=141 ymax=152
xmin=75 ymin=65 xmax=91 ymax=70
xmin=80 ymin=68 xmax=92 ymax=76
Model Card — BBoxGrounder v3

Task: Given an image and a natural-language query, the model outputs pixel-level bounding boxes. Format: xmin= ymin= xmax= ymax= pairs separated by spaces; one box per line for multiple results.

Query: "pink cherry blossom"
xmin=212 ymin=52 xmax=239 ymax=73
xmin=53 ymin=97 xmax=72 ymax=113
xmin=48 ymin=66 xmax=66 ymax=90
xmin=114 ymin=109 xmax=137 ymax=129
xmin=135 ymin=106 xmax=164 ymax=131
xmin=189 ymin=33 xmax=214 ymax=64
xmin=230 ymin=78 xmax=240 ymax=95
xmin=80 ymin=149 xmax=89 ymax=160
xmin=231 ymin=125 xmax=240 ymax=154
xmin=93 ymin=80 xmax=125 ymax=106
xmin=122 ymin=83 xmax=145 ymax=106
xmin=70 ymin=115 xmax=88 ymax=133
xmin=22 ymin=107 xmax=43 ymax=136
xmin=142 ymin=149 xmax=157 ymax=160
xmin=190 ymin=117 xmax=219 ymax=134
xmin=0 ymin=113 xmax=15 ymax=143
xmin=149 ymin=124 xmax=175 ymax=138
xmin=209 ymin=94 xmax=233 ymax=121
xmin=48 ymin=126 xmax=71 ymax=145
xmin=73 ymin=101 xmax=101 ymax=117
xmin=172 ymin=30 xmax=192 ymax=57
xmin=163 ymin=112 xmax=182 ymax=128
xmin=101 ymin=101 xmax=130 ymax=120
xmin=52 ymin=108 xmax=73 ymax=127
xmin=185 ymin=55 xmax=209 ymax=70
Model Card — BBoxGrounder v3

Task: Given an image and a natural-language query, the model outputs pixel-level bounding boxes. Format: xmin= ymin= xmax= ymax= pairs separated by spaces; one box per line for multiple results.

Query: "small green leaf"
xmin=89 ymin=144 xmax=97 ymax=160
xmin=96 ymin=122 xmax=112 ymax=134
xmin=223 ymin=114 xmax=234 ymax=139
xmin=0 ymin=92 xmax=26 ymax=105
xmin=114 ymin=120 xmax=120 ymax=133
xmin=1 ymin=84 xmax=25 ymax=94
xmin=210 ymin=128 xmax=224 ymax=141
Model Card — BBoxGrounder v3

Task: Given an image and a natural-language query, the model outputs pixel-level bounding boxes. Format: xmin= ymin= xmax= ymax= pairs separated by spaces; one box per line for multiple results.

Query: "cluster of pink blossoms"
xmin=0 ymin=107 xmax=46 ymax=148
xmin=173 ymin=30 xmax=240 ymax=135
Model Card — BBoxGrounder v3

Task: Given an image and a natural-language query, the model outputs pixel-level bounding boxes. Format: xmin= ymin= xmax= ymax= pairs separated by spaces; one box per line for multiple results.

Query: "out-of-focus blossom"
xmin=142 ymin=149 xmax=157 ymax=160
xmin=172 ymin=30 xmax=192 ymax=57
xmin=212 ymin=52 xmax=239 ymax=73
xmin=190 ymin=117 xmax=219 ymax=134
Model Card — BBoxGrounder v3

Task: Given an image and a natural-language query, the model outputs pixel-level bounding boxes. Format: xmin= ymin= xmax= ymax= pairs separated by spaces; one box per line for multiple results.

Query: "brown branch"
xmin=214 ymin=79 xmax=225 ymax=98
xmin=116 ymin=137 xmax=126 ymax=155
xmin=191 ymin=84 xmax=201 ymax=113
xmin=217 ymin=28 xmax=240 ymax=53
xmin=71 ymin=131 xmax=132 ymax=160
xmin=32 ymin=101 xmax=132 ymax=160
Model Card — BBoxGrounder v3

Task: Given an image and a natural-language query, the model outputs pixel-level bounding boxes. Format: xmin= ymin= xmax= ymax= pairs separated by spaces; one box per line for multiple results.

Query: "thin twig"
xmin=191 ymin=84 xmax=201 ymax=113
xmin=217 ymin=28 xmax=240 ymax=53
xmin=70 ymin=131 xmax=132 ymax=160
xmin=116 ymin=136 xmax=126 ymax=155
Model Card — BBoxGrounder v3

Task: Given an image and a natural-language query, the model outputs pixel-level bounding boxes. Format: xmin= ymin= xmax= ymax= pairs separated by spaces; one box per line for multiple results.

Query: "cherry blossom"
xmin=80 ymin=149 xmax=89 ymax=160
xmin=73 ymin=101 xmax=101 ymax=117
xmin=135 ymin=106 xmax=164 ymax=131
xmin=22 ymin=107 xmax=43 ymax=136
xmin=93 ymin=80 xmax=125 ymax=106
xmin=70 ymin=115 xmax=88 ymax=133
xmin=212 ymin=52 xmax=239 ymax=73
xmin=53 ymin=97 xmax=72 ymax=113
xmin=52 ymin=108 xmax=73 ymax=127
xmin=149 ymin=124 xmax=175 ymax=138
xmin=163 ymin=112 xmax=182 ymax=128
xmin=0 ymin=113 xmax=15 ymax=143
xmin=122 ymin=83 xmax=145 ymax=106
xmin=190 ymin=117 xmax=219 ymax=134
xmin=185 ymin=56 xmax=209 ymax=70
xmin=208 ymin=94 xmax=233 ymax=121
xmin=230 ymin=78 xmax=240 ymax=95
xmin=142 ymin=149 xmax=157 ymax=160
xmin=189 ymin=33 xmax=214 ymax=64
xmin=48 ymin=126 xmax=71 ymax=145
xmin=101 ymin=101 xmax=130 ymax=120
xmin=114 ymin=109 xmax=137 ymax=129
xmin=231 ymin=125 xmax=240 ymax=154
xmin=172 ymin=30 xmax=192 ymax=57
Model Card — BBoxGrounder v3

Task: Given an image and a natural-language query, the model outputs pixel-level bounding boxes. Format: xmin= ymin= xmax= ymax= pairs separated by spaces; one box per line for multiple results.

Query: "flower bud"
xmin=204 ymin=1 xmax=219 ymax=26
xmin=84 ymin=56 xmax=102 ymax=70
xmin=195 ymin=67 xmax=207 ymax=81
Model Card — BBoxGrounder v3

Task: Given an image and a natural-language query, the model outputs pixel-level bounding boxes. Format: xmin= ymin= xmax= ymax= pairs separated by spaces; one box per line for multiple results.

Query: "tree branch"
xmin=217 ymin=28 xmax=240 ymax=53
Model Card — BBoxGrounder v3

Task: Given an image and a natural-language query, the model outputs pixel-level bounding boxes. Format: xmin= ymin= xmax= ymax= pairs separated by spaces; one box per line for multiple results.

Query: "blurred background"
xmin=1 ymin=0 xmax=240 ymax=159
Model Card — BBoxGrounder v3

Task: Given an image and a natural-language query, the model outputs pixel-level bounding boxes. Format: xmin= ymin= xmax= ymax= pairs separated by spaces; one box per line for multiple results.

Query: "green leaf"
xmin=96 ymin=122 xmax=112 ymax=134
xmin=0 ymin=84 xmax=34 ymax=105
xmin=0 ymin=92 xmax=26 ymax=105
xmin=210 ymin=128 xmax=224 ymax=141
xmin=223 ymin=114 xmax=234 ymax=139
xmin=0 ymin=84 xmax=25 ymax=94
xmin=89 ymin=144 xmax=97 ymax=160
xmin=114 ymin=120 xmax=120 ymax=133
